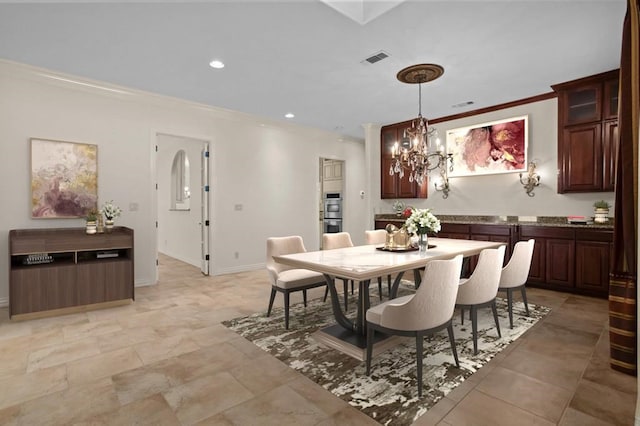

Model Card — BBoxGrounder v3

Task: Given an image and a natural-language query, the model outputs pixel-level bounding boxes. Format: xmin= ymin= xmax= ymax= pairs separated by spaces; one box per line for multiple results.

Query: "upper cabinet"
xmin=380 ymin=122 xmax=428 ymax=199
xmin=552 ymin=69 xmax=619 ymax=193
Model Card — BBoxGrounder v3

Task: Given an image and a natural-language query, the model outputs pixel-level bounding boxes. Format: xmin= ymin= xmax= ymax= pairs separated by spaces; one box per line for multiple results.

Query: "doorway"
xmin=156 ymin=133 xmax=210 ymax=275
xmin=319 ymin=157 xmax=345 ymax=248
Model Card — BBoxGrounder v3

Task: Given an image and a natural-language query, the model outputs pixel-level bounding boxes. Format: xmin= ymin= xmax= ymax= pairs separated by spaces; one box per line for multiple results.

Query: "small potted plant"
xmin=85 ymin=208 xmax=99 ymax=234
xmin=593 ymin=200 xmax=610 ymax=223
xmin=100 ymin=200 xmax=122 ymax=231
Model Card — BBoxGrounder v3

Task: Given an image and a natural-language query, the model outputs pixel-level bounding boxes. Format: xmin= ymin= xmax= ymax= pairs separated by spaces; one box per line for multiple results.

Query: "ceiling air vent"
xmin=362 ymin=51 xmax=389 ymax=65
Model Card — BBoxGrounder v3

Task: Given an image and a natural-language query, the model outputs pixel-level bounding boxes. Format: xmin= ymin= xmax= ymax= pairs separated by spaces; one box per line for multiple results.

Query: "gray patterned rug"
xmin=223 ymin=284 xmax=550 ymax=425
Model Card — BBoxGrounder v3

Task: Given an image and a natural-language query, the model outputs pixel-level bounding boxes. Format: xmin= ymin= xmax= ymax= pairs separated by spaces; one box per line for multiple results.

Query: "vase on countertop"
xmin=105 ymin=219 xmax=114 ymax=232
xmin=418 ymin=233 xmax=428 ymax=253
xmin=86 ymin=221 xmax=97 ymax=235
xmin=594 ymin=208 xmax=609 ymax=223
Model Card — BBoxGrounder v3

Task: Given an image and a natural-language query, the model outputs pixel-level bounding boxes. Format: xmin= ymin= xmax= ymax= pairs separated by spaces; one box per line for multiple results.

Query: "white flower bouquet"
xmin=404 ymin=208 xmax=441 ymax=235
xmin=100 ymin=200 xmax=122 ymax=220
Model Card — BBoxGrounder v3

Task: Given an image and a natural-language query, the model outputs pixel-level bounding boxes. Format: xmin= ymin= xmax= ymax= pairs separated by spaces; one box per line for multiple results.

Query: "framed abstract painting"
xmin=30 ymin=138 xmax=98 ymax=218
xmin=446 ymin=115 xmax=528 ymax=177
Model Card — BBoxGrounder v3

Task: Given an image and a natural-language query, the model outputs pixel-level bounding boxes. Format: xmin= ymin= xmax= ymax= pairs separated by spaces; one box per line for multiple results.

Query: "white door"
xmin=156 ymin=134 xmax=210 ymax=274
xmin=200 ymin=144 xmax=210 ymax=275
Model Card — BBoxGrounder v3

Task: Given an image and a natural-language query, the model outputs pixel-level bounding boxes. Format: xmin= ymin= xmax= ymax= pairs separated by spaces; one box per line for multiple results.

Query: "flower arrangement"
xmin=404 ymin=208 xmax=441 ymax=235
xmin=85 ymin=208 xmax=99 ymax=223
xmin=100 ymin=200 xmax=122 ymax=220
xmin=593 ymin=200 xmax=610 ymax=209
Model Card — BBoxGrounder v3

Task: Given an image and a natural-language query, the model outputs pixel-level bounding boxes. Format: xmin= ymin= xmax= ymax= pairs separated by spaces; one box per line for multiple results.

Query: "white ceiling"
xmin=0 ymin=1 xmax=626 ymax=140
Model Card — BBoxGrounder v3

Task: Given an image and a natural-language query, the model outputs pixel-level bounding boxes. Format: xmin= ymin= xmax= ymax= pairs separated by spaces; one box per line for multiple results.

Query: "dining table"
xmin=274 ymin=237 xmax=505 ymax=360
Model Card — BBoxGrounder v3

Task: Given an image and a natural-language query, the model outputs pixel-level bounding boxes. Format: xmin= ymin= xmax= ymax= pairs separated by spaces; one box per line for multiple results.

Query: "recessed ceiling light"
xmin=284 ymin=113 xmax=295 ymax=119
xmin=209 ymin=60 xmax=225 ymax=69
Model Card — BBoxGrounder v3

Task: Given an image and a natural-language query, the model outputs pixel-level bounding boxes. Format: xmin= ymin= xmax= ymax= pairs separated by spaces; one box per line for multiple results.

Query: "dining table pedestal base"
xmin=313 ymin=324 xmax=401 ymax=361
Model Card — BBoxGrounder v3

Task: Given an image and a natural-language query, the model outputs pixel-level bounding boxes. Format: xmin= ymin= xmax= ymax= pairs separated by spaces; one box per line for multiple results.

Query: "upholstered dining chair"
xmin=365 ymin=255 xmax=464 ymax=397
xmin=498 ymin=239 xmax=535 ymax=328
xmin=266 ymin=236 xmax=327 ymax=329
xmin=322 ymin=232 xmax=355 ymax=310
xmin=456 ymin=245 xmax=506 ymax=355
xmin=364 ymin=229 xmax=392 ymax=300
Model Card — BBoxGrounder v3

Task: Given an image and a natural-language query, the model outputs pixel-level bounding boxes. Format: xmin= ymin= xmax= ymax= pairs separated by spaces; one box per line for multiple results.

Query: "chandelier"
xmin=390 ymin=64 xmax=453 ymax=186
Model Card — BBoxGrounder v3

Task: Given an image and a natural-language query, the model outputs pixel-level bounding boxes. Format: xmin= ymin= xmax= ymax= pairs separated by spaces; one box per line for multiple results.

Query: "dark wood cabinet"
xmin=519 ymin=225 xmax=611 ymax=297
xmin=575 ymin=229 xmax=613 ymax=295
xmin=380 ymin=122 xmax=428 ymax=199
xmin=553 ymin=69 xmax=618 ymax=193
xmin=438 ymin=223 xmax=471 ymax=240
xmin=519 ymin=226 xmax=574 ymax=291
xmin=9 ymin=227 xmax=134 ymax=318
xmin=545 ymin=238 xmax=575 ymax=288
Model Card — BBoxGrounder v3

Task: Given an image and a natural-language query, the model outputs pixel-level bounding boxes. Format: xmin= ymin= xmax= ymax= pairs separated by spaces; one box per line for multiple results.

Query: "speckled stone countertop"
xmin=374 ymin=214 xmax=614 ymax=229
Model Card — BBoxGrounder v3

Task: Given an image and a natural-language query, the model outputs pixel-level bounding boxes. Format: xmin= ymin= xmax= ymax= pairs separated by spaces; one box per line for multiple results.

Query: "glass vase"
xmin=418 ymin=233 xmax=428 ymax=253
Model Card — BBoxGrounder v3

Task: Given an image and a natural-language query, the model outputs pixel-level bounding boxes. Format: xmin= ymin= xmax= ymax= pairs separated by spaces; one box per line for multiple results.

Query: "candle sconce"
xmin=519 ymin=161 xmax=540 ymax=197
xmin=433 ymin=169 xmax=450 ymax=199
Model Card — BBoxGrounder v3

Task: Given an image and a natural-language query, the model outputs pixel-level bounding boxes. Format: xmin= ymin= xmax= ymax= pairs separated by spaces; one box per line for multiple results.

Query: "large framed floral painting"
xmin=446 ymin=115 xmax=528 ymax=177
xmin=31 ymin=138 xmax=98 ymax=218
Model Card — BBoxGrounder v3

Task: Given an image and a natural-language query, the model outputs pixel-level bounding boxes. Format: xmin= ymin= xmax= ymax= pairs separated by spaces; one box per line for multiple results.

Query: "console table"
xmin=9 ymin=227 xmax=134 ymax=319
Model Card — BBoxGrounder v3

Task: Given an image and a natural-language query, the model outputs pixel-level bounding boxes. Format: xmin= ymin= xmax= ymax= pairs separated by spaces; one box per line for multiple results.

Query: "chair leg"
xmin=471 ymin=305 xmax=478 ymax=355
xmin=491 ymin=299 xmax=502 ymax=338
xmin=377 ymin=277 xmax=383 ymax=301
xmin=387 ymin=275 xmax=392 ymax=295
xmin=460 ymin=307 xmax=465 ymax=325
xmin=323 ymin=286 xmax=328 ymax=302
xmin=521 ymin=286 xmax=530 ymax=316
xmin=447 ymin=323 xmax=460 ymax=368
xmin=416 ymin=333 xmax=424 ymax=397
xmin=284 ymin=291 xmax=290 ymax=330
xmin=507 ymin=288 xmax=514 ymax=329
xmin=351 ymin=280 xmax=354 ymax=295
xmin=303 ymin=289 xmax=307 ymax=307
xmin=267 ymin=287 xmax=277 ymax=317
xmin=366 ymin=324 xmax=374 ymax=375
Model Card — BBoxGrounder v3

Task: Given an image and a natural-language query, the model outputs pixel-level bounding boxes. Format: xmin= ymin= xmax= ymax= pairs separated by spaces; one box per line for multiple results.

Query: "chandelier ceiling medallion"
xmin=390 ymin=64 xmax=453 ymax=189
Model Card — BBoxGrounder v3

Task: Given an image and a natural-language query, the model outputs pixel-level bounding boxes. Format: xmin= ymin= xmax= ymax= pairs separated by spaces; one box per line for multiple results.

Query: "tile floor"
xmin=0 ymin=254 xmax=636 ymax=425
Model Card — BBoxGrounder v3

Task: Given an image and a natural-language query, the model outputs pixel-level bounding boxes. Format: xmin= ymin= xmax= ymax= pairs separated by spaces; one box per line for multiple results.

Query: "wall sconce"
xmin=433 ymin=169 xmax=450 ymax=199
xmin=519 ymin=161 xmax=540 ymax=197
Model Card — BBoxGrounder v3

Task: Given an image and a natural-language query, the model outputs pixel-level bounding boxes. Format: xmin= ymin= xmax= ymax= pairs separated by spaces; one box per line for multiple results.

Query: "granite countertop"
xmin=374 ymin=214 xmax=614 ymax=229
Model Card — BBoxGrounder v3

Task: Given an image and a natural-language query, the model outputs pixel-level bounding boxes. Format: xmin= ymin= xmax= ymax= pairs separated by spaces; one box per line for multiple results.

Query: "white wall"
xmin=368 ymin=99 xmax=616 ymax=218
xmin=0 ymin=60 xmax=367 ymax=305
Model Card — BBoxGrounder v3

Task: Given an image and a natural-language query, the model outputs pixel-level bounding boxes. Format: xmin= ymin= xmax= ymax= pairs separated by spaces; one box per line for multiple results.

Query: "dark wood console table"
xmin=9 ymin=227 xmax=134 ymax=319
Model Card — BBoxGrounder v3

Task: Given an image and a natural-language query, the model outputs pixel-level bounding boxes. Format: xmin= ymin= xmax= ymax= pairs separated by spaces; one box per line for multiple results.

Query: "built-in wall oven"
xmin=323 ymin=192 xmax=342 ymax=233
xmin=323 ymin=218 xmax=342 ymax=234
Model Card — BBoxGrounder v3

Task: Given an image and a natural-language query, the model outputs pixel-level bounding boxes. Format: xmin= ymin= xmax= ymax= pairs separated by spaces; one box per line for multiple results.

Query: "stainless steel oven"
xmin=323 ymin=192 xmax=342 ymax=219
xmin=323 ymin=218 xmax=342 ymax=234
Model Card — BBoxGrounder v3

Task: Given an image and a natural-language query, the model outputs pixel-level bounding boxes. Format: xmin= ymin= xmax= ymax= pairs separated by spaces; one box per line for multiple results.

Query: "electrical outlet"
xmin=234 ymin=251 xmax=239 ymax=259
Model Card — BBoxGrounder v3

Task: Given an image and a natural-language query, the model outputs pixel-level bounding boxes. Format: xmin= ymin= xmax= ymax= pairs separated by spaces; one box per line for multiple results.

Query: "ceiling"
xmin=0 ymin=1 xmax=627 ymax=141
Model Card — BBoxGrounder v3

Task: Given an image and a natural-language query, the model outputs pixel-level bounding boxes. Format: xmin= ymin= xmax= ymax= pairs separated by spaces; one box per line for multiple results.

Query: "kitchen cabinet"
xmin=552 ymin=69 xmax=619 ymax=193
xmin=519 ymin=225 xmax=610 ymax=297
xmin=9 ymin=227 xmax=135 ymax=318
xmin=380 ymin=123 xmax=428 ymax=199
xmin=575 ymin=229 xmax=613 ymax=295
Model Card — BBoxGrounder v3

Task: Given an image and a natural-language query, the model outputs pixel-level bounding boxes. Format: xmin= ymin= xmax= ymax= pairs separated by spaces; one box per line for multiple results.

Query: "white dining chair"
xmin=456 ymin=245 xmax=506 ymax=355
xmin=266 ymin=236 xmax=327 ymax=329
xmin=498 ymin=239 xmax=535 ymax=328
xmin=365 ymin=255 xmax=464 ymax=397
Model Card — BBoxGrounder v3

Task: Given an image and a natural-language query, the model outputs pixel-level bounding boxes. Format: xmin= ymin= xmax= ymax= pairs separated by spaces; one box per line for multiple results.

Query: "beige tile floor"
xmin=0 ymin=254 xmax=636 ymax=425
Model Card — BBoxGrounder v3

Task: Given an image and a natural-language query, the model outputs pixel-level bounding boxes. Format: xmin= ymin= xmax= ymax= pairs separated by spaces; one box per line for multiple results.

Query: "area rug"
xmin=222 ymin=284 xmax=550 ymax=425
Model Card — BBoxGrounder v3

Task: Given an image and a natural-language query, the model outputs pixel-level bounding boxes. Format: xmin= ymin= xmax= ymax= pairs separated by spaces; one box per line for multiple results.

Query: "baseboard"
xmin=215 ymin=262 xmax=264 ymax=275
xmin=0 ymin=297 xmax=8 ymax=308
